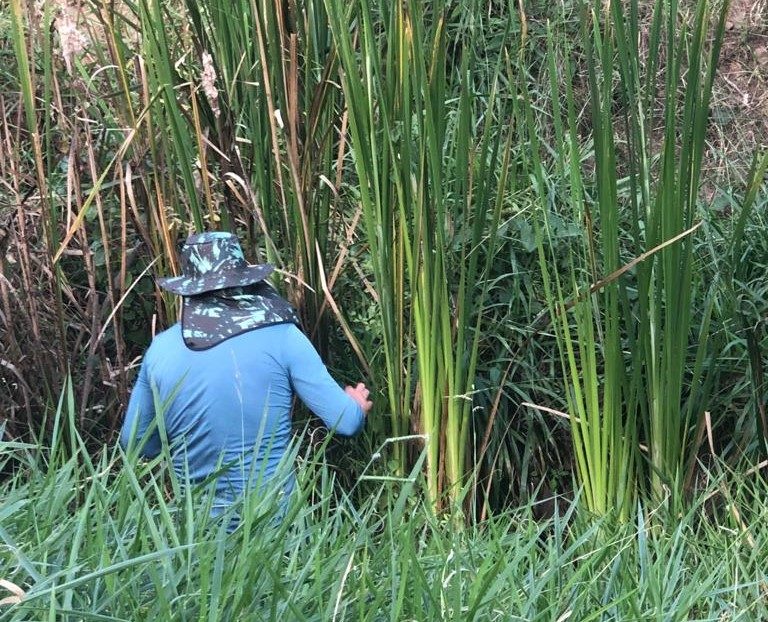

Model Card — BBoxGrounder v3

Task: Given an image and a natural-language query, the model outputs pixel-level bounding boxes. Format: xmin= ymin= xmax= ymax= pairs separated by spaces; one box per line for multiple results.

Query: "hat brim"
xmin=157 ymin=264 xmax=275 ymax=295
xmin=180 ymin=282 xmax=300 ymax=350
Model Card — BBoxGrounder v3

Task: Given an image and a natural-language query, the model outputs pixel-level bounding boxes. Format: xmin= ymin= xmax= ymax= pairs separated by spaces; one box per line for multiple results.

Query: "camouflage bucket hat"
xmin=157 ymin=231 xmax=274 ymax=296
xmin=181 ymin=281 xmax=301 ymax=351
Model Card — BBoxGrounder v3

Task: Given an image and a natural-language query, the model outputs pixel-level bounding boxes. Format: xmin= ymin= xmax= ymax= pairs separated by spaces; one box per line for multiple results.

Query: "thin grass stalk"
xmin=10 ymin=0 xmax=71 ymax=395
xmin=584 ymin=2 xmax=631 ymax=516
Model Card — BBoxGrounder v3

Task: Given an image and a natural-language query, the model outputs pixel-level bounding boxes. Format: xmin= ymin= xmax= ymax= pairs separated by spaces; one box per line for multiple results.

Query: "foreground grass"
xmin=1 ymin=421 xmax=767 ymax=622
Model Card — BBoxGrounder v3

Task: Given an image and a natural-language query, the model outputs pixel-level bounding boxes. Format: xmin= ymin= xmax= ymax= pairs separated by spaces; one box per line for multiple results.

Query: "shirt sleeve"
xmin=283 ymin=326 xmax=365 ymax=437
xmin=120 ymin=358 xmax=162 ymax=458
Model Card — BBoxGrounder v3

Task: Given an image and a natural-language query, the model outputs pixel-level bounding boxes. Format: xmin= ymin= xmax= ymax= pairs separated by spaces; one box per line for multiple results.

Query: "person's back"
xmin=120 ymin=231 xmax=372 ymax=520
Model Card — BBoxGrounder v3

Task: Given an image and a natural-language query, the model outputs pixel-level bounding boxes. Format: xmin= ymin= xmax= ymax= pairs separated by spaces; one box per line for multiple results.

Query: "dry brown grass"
xmin=705 ymin=0 xmax=768 ymax=185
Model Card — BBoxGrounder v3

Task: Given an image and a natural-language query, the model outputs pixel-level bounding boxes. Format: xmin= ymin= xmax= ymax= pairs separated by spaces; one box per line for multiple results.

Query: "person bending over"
xmin=120 ymin=232 xmax=373 ymax=521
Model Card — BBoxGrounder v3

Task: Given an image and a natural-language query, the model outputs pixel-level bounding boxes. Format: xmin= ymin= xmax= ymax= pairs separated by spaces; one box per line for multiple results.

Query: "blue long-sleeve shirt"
xmin=120 ymin=322 xmax=364 ymax=512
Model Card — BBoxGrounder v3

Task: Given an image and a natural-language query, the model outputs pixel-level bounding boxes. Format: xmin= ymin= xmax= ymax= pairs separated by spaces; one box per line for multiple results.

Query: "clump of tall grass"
xmin=326 ymin=0 xmax=517 ymax=510
xmin=527 ymin=0 xmax=763 ymax=517
xmin=3 ymin=391 xmax=768 ymax=620
xmin=4 ymin=0 xmax=362 ymax=437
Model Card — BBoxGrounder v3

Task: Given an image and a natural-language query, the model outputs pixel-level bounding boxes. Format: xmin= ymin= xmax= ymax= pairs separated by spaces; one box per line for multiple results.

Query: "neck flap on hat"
xmin=181 ymin=282 xmax=301 ymax=350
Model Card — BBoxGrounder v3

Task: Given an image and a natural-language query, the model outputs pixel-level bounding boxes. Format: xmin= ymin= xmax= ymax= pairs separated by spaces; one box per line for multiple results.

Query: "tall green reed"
xmin=326 ymin=0 xmax=515 ymax=509
xmin=531 ymin=0 xmax=731 ymax=516
xmin=629 ymin=0 xmax=729 ymax=502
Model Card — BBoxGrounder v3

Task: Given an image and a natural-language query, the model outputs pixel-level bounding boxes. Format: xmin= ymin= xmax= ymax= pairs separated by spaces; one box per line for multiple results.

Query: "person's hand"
xmin=345 ymin=382 xmax=373 ymax=415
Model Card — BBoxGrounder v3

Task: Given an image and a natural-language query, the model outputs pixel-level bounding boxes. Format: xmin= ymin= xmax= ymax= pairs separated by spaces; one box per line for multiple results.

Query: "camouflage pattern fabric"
xmin=155 ymin=231 xmax=300 ymax=349
xmin=182 ymin=282 xmax=301 ymax=350
xmin=157 ymin=231 xmax=274 ymax=296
